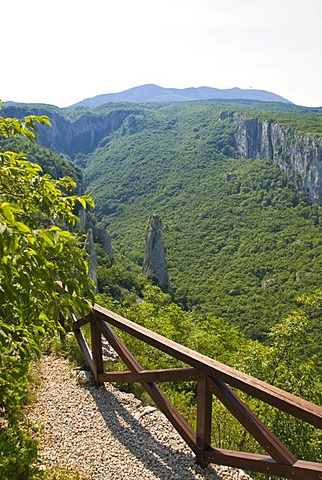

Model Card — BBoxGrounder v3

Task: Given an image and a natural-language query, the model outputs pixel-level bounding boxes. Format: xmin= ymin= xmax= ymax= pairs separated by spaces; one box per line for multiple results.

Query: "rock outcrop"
xmin=84 ymin=214 xmax=113 ymax=260
xmin=84 ymin=229 xmax=98 ymax=293
xmin=143 ymin=214 xmax=170 ymax=292
xmin=220 ymin=112 xmax=322 ymax=203
xmin=2 ymin=105 xmax=140 ymax=159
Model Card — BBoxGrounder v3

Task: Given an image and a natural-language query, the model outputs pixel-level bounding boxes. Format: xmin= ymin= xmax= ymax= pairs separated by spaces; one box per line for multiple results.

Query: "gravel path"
xmin=27 ymin=355 xmax=252 ymax=480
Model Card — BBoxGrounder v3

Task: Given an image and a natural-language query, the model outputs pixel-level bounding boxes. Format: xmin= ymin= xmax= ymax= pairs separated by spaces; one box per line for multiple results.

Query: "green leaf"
xmin=1 ymin=203 xmax=14 ymax=223
xmin=14 ymin=222 xmax=30 ymax=233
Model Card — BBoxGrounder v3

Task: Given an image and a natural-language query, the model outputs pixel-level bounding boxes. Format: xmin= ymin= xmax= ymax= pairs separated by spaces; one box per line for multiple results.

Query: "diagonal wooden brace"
xmin=207 ymin=377 xmax=297 ymax=466
xmin=95 ymin=317 xmax=197 ymax=452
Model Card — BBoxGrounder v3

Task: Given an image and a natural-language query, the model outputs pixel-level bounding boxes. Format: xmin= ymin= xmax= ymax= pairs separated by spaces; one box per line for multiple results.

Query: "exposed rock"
xmin=93 ymin=225 xmax=113 ymax=259
xmin=102 ymin=339 xmax=119 ymax=362
xmin=84 ymin=213 xmax=113 ymax=260
xmin=84 ymin=229 xmax=98 ymax=293
xmin=263 ymin=278 xmax=277 ymax=289
xmin=220 ymin=111 xmax=322 ymax=204
xmin=37 ymin=110 xmax=139 ymax=158
xmin=73 ymin=368 xmax=93 ymax=385
xmin=143 ymin=214 xmax=170 ymax=292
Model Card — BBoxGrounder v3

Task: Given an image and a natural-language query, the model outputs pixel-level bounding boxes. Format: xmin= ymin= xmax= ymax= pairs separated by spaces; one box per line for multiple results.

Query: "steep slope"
xmin=71 ymin=83 xmax=292 ymax=107
xmin=0 ymin=134 xmax=83 ymax=186
xmin=82 ymin=102 xmax=322 ymax=339
xmin=1 ymin=103 xmax=140 ymax=158
xmin=3 ymin=100 xmax=322 ymax=339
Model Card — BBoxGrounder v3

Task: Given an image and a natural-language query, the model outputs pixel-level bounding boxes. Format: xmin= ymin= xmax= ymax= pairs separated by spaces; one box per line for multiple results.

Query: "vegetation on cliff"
xmin=78 ymin=102 xmax=322 ymax=340
xmin=5 ymin=100 xmax=321 ymax=341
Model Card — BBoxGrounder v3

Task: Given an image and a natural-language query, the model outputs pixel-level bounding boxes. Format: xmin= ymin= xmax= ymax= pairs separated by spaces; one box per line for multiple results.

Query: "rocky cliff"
xmin=220 ymin=112 xmax=322 ymax=203
xmin=38 ymin=110 xmax=137 ymax=158
xmin=84 ymin=229 xmax=98 ymax=293
xmin=2 ymin=105 xmax=139 ymax=159
xmin=143 ymin=214 xmax=170 ymax=292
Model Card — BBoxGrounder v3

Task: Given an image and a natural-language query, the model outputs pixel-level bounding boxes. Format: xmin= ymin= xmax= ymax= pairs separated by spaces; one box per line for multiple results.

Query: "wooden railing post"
xmin=196 ymin=374 xmax=212 ymax=467
xmin=90 ymin=315 xmax=104 ymax=386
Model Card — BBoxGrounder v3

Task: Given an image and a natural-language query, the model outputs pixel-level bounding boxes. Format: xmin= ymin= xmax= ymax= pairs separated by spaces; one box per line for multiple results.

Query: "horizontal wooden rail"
xmin=99 ymin=367 xmax=199 ymax=383
xmin=205 ymin=449 xmax=322 ymax=480
xmin=71 ymin=304 xmax=322 ymax=480
xmin=92 ymin=303 xmax=322 ymax=429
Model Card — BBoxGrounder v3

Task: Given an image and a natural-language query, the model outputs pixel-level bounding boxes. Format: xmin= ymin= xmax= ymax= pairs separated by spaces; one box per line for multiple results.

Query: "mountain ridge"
xmin=71 ymin=83 xmax=292 ymax=107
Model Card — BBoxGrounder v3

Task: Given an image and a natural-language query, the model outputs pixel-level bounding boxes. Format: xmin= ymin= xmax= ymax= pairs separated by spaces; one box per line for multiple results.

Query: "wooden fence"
xmin=72 ymin=303 xmax=322 ymax=480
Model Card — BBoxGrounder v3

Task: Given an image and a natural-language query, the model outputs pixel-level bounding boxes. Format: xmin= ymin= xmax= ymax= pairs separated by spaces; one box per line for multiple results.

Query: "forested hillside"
xmin=3 ymin=100 xmax=322 ymax=340
xmin=81 ymin=102 xmax=322 ymax=340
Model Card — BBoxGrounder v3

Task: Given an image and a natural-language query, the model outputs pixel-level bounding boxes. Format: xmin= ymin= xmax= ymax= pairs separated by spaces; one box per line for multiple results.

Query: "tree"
xmin=0 ymin=104 xmax=95 ymax=478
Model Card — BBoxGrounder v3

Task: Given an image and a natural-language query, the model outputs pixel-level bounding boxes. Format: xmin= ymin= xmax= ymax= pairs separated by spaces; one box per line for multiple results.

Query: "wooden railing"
xmin=72 ymin=303 xmax=322 ymax=480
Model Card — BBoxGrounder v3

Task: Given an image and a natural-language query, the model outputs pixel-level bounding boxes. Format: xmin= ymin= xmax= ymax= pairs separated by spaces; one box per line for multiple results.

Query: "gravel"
xmin=27 ymin=355 xmax=252 ymax=480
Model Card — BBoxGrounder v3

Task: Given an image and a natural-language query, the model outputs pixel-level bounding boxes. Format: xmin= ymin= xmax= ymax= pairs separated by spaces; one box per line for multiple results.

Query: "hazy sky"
xmin=2 ymin=0 xmax=321 ymax=107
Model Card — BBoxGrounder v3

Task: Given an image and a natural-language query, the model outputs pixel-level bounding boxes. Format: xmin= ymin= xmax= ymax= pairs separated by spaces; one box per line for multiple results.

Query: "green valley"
xmin=80 ymin=102 xmax=322 ymax=340
xmin=3 ymin=100 xmax=322 ymax=341
xmin=2 ymin=99 xmax=322 ymax=478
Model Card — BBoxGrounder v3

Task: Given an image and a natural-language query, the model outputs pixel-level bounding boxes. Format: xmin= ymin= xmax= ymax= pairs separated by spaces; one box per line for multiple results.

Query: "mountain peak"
xmin=71 ymin=84 xmax=292 ymax=108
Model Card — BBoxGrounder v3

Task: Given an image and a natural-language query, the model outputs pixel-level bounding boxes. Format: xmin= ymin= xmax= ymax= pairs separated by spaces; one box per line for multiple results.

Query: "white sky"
xmin=2 ymin=0 xmax=322 ymax=107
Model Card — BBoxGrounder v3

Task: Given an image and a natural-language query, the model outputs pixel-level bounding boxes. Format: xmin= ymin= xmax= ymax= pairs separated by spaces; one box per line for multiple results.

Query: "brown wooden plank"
xmin=96 ymin=319 xmax=143 ymax=378
xmin=99 ymin=367 xmax=199 ymax=384
xmin=196 ymin=375 xmax=212 ymax=467
xmin=99 ymin=371 xmax=137 ymax=383
xmin=207 ymin=377 xmax=297 ymax=466
xmin=74 ymin=328 xmax=94 ymax=372
xmin=90 ymin=314 xmax=104 ymax=386
xmin=95 ymin=317 xmax=197 ymax=452
xmin=92 ymin=303 xmax=322 ymax=428
xmin=139 ymin=367 xmax=200 ymax=382
xmin=72 ymin=314 xmax=91 ymax=329
xmin=205 ymin=447 xmax=322 ymax=480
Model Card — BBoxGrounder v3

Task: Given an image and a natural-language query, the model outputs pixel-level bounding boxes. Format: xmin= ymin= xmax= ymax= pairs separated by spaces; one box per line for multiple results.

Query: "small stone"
xmin=75 ymin=369 xmax=93 ymax=385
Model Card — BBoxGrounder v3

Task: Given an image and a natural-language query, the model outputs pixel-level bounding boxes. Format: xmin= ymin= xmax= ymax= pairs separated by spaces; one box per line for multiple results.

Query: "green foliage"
xmin=0 ymin=423 xmax=39 ymax=480
xmin=4 ymin=101 xmax=322 ymax=341
xmin=42 ymin=466 xmax=88 ymax=480
xmin=0 ymin=135 xmax=83 ymax=186
xmin=96 ymin=250 xmax=148 ymax=301
xmin=235 ymin=312 xmax=322 ymax=462
xmin=79 ymin=102 xmax=322 ymax=340
xmin=0 ymin=106 xmax=95 ymax=478
xmin=0 ymin=108 xmax=51 ymax=141
xmin=3 ymin=99 xmax=322 ymax=474
xmin=0 ymin=153 xmax=94 ymax=360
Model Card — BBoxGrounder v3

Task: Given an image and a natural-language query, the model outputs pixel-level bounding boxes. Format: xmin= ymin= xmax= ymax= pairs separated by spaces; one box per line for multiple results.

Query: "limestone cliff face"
xmin=37 ymin=110 xmax=138 ymax=158
xmin=84 ymin=229 xmax=98 ymax=293
xmin=220 ymin=112 xmax=322 ymax=203
xmin=2 ymin=105 xmax=139 ymax=159
xmin=143 ymin=214 xmax=170 ymax=292
xmin=86 ymin=221 xmax=113 ymax=260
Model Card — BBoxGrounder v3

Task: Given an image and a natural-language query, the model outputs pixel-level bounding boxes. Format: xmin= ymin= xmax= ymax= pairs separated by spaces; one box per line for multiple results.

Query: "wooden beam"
xmin=74 ymin=328 xmax=94 ymax=372
xmin=196 ymin=375 xmax=212 ymax=467
xmin=99 ymin=367 xmax=199 ymax=384
xmin=72 ymin=314 xmax=91 ymax=330
xmin=140 ymin=367 xmax=200 ymax=382
xmin=99 ymin=371 xmax=136 ymax=383
xmin=208 ymin=377 xmax=297 ymax=466
xmin=95 ymin=317 xmax=197 ymax=452
xmin=90 ymin=314 xmax=104 ymax=386
xmin=92 ymin=303 xmax=322 ymax=428
xmin=205 ymin=448 xmax=322 ymax=480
